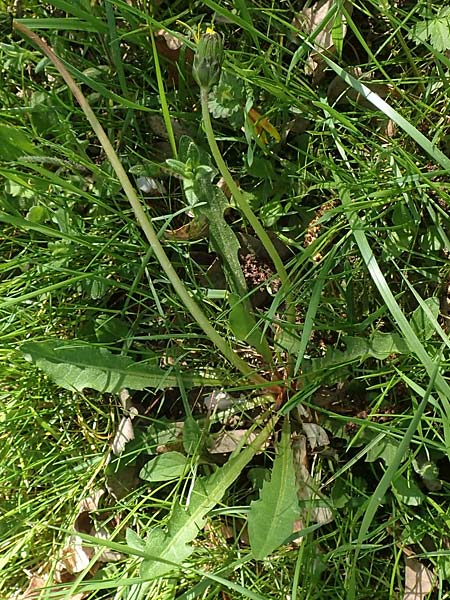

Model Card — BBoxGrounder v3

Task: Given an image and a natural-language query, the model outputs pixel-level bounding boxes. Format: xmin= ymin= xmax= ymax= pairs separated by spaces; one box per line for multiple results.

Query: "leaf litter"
xmin=14 ymin=490 xmax=122 ymax=600
xmin=7 ymin=0 xmax=450 ymax=596
xmin=403 ymin=556 xmax=435 ymax=600
xmin=292 ymin=0 xmax=353 ymax=82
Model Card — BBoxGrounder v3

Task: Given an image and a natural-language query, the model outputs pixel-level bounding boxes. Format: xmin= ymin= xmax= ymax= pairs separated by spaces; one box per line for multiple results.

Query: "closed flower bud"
xmin=192 ymin=31 xmax=224 ymax=89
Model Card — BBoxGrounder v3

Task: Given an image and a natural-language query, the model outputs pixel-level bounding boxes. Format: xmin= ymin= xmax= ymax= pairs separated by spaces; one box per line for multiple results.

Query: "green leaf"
xmin=331 ymin=9 xmax=346 ymax=58
xmin=183 ymin=416 xmax=203 ymax=455
xmin=365 ymin=436 xmax=403 ymax=466
xmin=177 ymin=136 xmax=215 ymax=176
xmin=199 ymin=185 xmax=272 ymax=361
xmin=208 ymin=72 xmax=244 ymax=121
xmin=412 ymin=458 xmax=441 ymax=491
xmin=140 ymin=452 xmax=188 ymax=482
xmin=173 ymin=139 xmax=271 ymax=361
xmin=304 ymin=331 xmax=409 ymax=376
xmin=228 ymin=293 xmax=270 ymax=358
xmin=21 ymin=339 xmax=221 ymax=392
xmin=26 ymin=205 xmax=47 ymax=224
xmin=165 ymin=158 xmax=190 ymax=179
xmin=94 ymin=315 xmax=130 ymax=344
xmin=247 ymin=420 xmax=299 ymax=559
xmin=0 ymin=125 xmax=35 ymax=160
xmin=411 ymin=7 xmax=450 ymax=52
xmin=126 ymin=528 xmax=147 ymax=552
xmin=136 ymin=415 xmax=278 ymax=579
xmin=331 ymin=479 xmax=350 ymax=509
xmin=392 ymin=475 xmax=425 ymax=507
xmin=140 ymin=524 xmax=194 ymax=580
xmin=410 ymin=297 xmax=440 ymax=341
xmin=141 ymin=420 xmax=181 ymax=455
xmin=248 ymin=467 xmax=271 ymax=491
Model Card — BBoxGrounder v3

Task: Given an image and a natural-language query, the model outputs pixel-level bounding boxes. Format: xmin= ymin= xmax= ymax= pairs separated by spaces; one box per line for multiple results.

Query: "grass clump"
xmin=2 ymin=1 xmax=450 ymax=598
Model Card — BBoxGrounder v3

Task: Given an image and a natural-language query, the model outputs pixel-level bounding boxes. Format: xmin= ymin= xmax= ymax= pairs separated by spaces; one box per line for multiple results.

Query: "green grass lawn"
xmin=2 ymin=1 xmax=450 ymax=598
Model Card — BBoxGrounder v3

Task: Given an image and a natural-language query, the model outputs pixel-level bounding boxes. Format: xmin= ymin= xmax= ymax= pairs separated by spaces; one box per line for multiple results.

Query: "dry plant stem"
xmin=199 ymin=86 xmax=296 ymax=327
xmin=13 ymin=20 xmax=268 ymax=386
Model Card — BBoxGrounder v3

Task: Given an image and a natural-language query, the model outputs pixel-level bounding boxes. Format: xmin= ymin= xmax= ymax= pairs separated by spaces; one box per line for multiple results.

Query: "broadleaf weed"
xmin=2 ymin=2 xmax=450 ymax=598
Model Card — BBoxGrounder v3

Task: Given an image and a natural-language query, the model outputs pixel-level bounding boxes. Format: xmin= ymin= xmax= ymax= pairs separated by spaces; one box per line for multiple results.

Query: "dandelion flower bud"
xmin=192 ymin=30 xmax=224 ymax=89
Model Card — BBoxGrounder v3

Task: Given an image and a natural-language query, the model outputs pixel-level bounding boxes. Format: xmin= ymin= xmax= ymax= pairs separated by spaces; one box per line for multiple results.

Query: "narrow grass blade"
xmin=310 ymin=49 xmax=450 ymax=171
xmin=346 ymin=354 xmax=441 ymax=600
xmin=294 ymin=247 xmax=338 ymax=375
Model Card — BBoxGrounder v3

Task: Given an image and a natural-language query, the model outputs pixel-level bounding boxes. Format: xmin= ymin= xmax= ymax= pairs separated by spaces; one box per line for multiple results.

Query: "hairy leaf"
xmin=21 ymin=339 xmax=220 ymax=392
xmin=136 ymin=415 xmax=278 ymax=579
xmin=170 ymin=137 xmax=271 ymax=360
xmin=140 ymin=452 xmax=188 ymax=482
xmin=307 ymin=331 xmax=410 ymax=372
xmin=196 ymin=182 xmax=272 ymax=361
xmin=248 ymin=420 xmax=299 ymax=559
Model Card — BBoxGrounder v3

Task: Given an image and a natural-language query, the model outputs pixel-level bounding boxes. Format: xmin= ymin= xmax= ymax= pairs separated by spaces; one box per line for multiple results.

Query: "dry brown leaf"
xmin=164 ymin=217 xmax=209 ymax=242
xmin=111 ymin=392 xmax=139 ymax=456
xmin=15 ymin=573 xmax=86 ymax=600
xmin=94 ymin=528 xmax=123 ymax=563
xmin=146 ymin=114 xmax=194 ymax=142
xmin=220 ymin=523 xmax=235 ymax=540
xmin=404 ymin=557 xmax=435 ymax=599
xmin=291 ymin=517 xmax=307 ymax=546
xmin=153 ymin=28 xmax=193 ymax=85
xmin=57 ymin=489 xmax=122 ymax=579
xmin=302 ymin=422 xmax=330 ymax=451
xmin=247 ymin=107 xmax=281 ymax=144
xmin=14 ymin=574 xmax=47 ymax=600
xmin=292 ymin=0 xmax=352 ymax=83
xmin=384 ymin=118 xmax=396 ymax=138
xmin=217 ymin=176 xmax=233 ymax=200
xmin=209 ymin=429 xmax=261 ymax=454
xmin=293 ymin=434 xmax=333 ymax=525
xmin=153 ymin=29 xmax=183 ymax=85
xmin=136 ymin=176 xmax=166 ymax=197
xmin=58 ymin=535 xmax=93 ymax=576
xmin=77 ymin=489 xmax=104 ymax=515
xmin=111 ymin=410 xmax=138 ymax=456
xmin=154 ymin=29 xmax=183 ymax=51
xmin=283 ymin=115 xmax=311 ymax=141
xmin=14 ymin=491 xmax=121 ymax=599
xmin=203 ymin=389 xmax=235 ymax=412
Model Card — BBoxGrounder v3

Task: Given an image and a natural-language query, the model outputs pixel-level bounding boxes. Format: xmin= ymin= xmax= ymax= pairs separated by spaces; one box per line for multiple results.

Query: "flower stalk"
xmin=11 ymin=19 xmax=269 ymax=386
xmin=194 ymin=32 xmax=296 ymax=332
